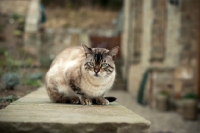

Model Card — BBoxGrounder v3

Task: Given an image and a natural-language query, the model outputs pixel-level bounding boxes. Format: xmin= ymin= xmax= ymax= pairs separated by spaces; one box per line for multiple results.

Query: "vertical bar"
xmin=198 ymin=0 xmax=200 ymax=98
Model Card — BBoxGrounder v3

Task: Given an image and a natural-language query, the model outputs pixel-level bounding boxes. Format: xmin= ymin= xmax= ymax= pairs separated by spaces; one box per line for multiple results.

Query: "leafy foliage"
xmin=183 ymin=93 xmax=197 ymax=100
xmin=1 ymin=72 xmax=20 ymax=90
xmin=158 ymin=91 xmax=170 ymax=97
xmin=24 ymin=79 xmax=43 ymax=87
xmin=0 ymin=95 xmax=18 ymax=102
xmin=0 ymin=24 xmax=4 ymax=33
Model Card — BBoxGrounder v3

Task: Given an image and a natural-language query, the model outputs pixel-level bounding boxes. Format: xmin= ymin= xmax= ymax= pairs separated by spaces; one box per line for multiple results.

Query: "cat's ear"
xmin=82 ymin=44 xmax=92 ymax=56
xmin=109 ymin=46 xmax=119 ymax=59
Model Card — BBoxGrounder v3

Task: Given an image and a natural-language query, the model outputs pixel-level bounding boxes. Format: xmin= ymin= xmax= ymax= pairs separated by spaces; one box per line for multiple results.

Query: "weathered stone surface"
xmin=0 ymin=87 xmax=151 ymax=133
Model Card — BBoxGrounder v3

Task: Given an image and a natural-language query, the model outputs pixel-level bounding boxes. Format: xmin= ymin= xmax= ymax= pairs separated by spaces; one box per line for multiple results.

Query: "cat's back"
xmin=50 ymin=46 xmax=85 ymax=68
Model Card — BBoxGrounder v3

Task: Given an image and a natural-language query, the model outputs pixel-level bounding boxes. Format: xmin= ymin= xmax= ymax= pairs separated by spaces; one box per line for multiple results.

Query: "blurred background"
xmin=0 ymin=0 xmax=199 ymax=133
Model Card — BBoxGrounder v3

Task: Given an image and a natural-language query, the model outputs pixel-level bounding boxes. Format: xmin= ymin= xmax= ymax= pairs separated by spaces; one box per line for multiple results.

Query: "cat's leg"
xmin=95 ymin=96 xmax=109 ymax=105
xmin=47 ymin=86 xmax=80 ymax=104
xmin=69 ymin=80 xmax=92 ymax=105
xmin=47 ymin=86 xmax=68 ymax=103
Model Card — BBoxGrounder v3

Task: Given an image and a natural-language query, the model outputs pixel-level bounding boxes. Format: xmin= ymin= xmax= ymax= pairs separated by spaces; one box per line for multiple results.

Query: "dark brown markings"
xmin=67 ymin=97 xmax=80 ymax=104
xmin=80 ymin=96 xmax=92 ymax=105
xmin=94 ymin=53 xmax=103 ymax=65
xmin=84 ymin=62 xmax=93 ymax=71
xmin=48 ymin=87 xmax=68 ymax=103
xmin=69 ymin=80 xmax=84 ymax=95
xmin=95 ymin=96 xmax=108 ymax=105
xmin=103 ymin=64 xmax=114 ymax=73
xmin=108 ymin=64 xmax=114 ymax=69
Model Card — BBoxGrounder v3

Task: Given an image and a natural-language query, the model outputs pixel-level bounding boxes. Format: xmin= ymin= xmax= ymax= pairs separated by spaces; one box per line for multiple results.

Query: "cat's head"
xmin=82 ymin=44 xmax=119 ymax=78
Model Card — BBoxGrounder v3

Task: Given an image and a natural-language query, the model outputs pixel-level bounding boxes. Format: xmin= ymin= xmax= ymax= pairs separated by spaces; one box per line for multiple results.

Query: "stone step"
xmin=0 ymin=87 xmax=151 ymax=133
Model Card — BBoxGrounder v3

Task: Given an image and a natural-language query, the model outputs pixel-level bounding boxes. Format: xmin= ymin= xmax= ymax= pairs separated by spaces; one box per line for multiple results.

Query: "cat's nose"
xmin=94 ymin=68 xmax=100 ymax=73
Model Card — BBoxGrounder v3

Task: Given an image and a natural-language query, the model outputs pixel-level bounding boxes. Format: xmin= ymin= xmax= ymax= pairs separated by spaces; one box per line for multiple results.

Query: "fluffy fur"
xmin=45 ymin=44 xmax=119 ymax=105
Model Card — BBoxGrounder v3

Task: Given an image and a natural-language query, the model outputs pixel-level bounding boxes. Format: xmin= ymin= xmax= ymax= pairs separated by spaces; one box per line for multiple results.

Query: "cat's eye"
xmin=101 ymin=63 xmax=107 ymax=67
xmin=89 ymin=62 xmax=94 ymax=66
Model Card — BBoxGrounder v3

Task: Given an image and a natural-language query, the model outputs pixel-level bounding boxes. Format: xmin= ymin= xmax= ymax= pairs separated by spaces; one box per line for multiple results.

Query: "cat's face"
xmin=82 ymin=45 xmax=119 ymax=78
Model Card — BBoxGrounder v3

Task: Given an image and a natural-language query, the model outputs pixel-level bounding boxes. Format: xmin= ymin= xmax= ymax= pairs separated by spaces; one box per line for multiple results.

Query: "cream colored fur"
xmin=45 ymin=46 xmax=116 ymax=102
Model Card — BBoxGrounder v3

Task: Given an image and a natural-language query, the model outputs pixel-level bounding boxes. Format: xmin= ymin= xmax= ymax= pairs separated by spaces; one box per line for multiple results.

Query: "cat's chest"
xmin=80 ymin=77 xmax=114 ymax=97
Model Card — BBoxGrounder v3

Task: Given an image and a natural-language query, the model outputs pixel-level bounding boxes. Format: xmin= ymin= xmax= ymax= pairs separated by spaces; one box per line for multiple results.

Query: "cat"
xmin=45 ymin=44 xmax=119 ymax=105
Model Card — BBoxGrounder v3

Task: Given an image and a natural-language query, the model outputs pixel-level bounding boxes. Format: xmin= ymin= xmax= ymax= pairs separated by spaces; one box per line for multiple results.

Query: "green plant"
xmin=183 ymin=93 xmax=197 ymax=100
xmin=25 ymin=58 xmax=33 ymax=66
xmin=25 ymin=79 xmax=43 ymax=87
xmin=27 ymin=73 xmax=43 ymax=80
xmin=0 ymin=24 xmax=4 ymax=33
xmin=13 ymin=30 xmax=23 ymax=37
xmin=17 ymin=17 xmax=25 ymax=24
xmin=3 ymin=51 xmax=20 ymax=68
xmin=158 ymin=91 xmax=170 ymax=97
xmin=0 ymin=95 xmax=18 ymax=102
xmin=1 ymin=72 xmax=20 ymax=90
xmin=11 ymin=13 xmax=20 ymax=20
xmin=0 ymin=47 xmax=6 ymax=55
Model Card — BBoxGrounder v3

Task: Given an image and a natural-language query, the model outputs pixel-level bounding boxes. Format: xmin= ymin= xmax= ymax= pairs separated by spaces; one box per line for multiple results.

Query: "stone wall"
xmin=180 ymin=0 xmax=199 ymax=67
xmin=177 ymin=0 xmax=199 ymax=95
xmin=122 ymin=0 xmax=199 ymax=97
xmin=132 ymin=0 xmax=143 ymax=63
xmin=165 ymin=2 xmax=181 ymax=67
xmin=150 ymin=0 xmax=166 ymax=62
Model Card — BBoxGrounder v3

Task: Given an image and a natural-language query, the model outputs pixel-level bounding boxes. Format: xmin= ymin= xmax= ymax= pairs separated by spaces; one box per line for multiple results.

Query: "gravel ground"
xmin=107 ymin=90 xmax=200 ymax=133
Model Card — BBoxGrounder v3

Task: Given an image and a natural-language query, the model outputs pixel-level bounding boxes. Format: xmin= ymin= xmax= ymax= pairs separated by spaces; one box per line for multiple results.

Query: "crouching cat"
xmin=45 ymin=44 xmax=119 ymax=105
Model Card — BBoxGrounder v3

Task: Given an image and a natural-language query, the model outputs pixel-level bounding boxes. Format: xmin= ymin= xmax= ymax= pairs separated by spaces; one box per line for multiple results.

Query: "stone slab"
xmin=0 ymin=87 xmax=151 ymax=133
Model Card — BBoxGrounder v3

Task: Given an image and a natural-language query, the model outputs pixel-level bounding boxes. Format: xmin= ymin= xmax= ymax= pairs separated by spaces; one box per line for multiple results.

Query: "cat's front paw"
xmin=96 ymin=97 xmax=109 ymax=105
xmin=80 ymin=97 xmax=92 ymax=105
xmin=69 ymin=97 xmax=80 ymax=104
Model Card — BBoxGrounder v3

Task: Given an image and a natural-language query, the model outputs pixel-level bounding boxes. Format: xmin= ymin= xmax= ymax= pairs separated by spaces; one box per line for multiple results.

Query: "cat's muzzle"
xmin=94 ymin=73 xmax=99 ymax=77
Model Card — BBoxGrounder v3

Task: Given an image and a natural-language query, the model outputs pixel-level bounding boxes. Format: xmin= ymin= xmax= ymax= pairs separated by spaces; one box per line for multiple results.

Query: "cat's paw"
xmin=96 ymin=97 xmax=109 ymax=105
xmin=80 ymin=97 xmax=92 ymax=105
xmin=69 ymin=97 xmax=80 ymax=104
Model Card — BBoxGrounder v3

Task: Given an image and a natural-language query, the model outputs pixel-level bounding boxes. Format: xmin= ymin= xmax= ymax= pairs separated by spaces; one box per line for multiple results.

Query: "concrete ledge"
xmin=0 ymin=87 xmax=151 ymax=133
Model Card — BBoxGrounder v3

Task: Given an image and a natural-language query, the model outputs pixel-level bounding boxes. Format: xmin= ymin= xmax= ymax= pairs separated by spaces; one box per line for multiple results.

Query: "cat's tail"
xmin=104 ymin=97 xmax=117 ymax=102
